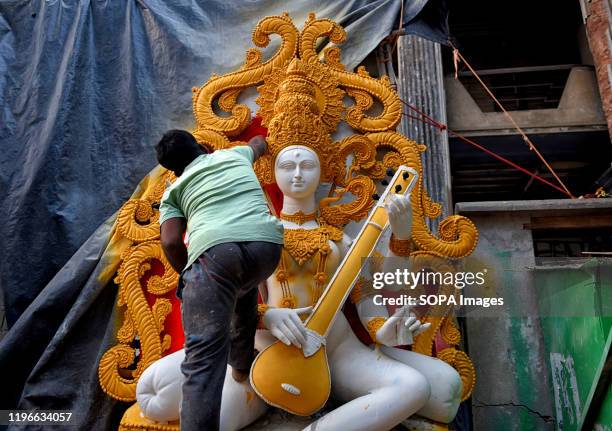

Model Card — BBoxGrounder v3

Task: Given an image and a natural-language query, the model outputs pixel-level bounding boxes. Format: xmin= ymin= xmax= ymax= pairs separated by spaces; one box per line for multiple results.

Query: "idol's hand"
xmin=375 ymin=305 xmax=430 ymax=346
xmin=263 ymin=306 xmax=312 ymax=349
xmin=384 ymin=193 xmax=412 ymax=240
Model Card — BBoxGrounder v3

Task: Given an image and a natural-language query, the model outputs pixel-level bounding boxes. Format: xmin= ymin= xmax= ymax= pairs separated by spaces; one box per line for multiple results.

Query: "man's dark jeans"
xmin=179 ymin=241 xmax=281 ymax=431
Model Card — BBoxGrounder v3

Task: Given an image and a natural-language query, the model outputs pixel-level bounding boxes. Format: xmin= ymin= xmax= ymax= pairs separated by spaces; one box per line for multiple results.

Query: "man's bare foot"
xmin=232 ymin=368 xmax=249 ymax=382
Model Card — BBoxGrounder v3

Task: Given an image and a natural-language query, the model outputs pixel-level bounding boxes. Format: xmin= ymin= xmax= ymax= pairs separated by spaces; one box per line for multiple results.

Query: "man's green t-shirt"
xmin=159 ymin=146 xmax=284 ymax=270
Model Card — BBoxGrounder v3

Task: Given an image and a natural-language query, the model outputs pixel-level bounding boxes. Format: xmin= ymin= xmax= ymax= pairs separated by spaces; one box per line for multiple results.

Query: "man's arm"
xmin=160 ymin=218 xmax=188 ymax=273
xmin=247 ymin=135 xmax=267 ymax=161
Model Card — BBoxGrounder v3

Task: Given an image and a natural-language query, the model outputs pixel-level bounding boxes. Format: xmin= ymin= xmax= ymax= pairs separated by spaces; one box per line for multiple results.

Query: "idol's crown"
xmin=263 ymin=59 xmax=335 ymax=180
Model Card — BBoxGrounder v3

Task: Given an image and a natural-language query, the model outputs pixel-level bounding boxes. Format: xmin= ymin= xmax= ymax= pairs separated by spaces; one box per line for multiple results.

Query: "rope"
xmin=398 ymin=0 xmax=405 ymax=35
xmin=451 ymin=44 xmax=575 ymax=198
xmin=399 ymin=99 xmax=574 ymax=198
xmin=387 ymin=0 xmax=405 ymax=58
xmin=453 ymin=48 xmax=459 ymax=79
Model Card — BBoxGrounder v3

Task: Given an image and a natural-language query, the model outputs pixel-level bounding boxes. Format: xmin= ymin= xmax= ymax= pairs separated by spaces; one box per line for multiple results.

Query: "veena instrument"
xmin=250 ymin=165 xmax=419 ymax=415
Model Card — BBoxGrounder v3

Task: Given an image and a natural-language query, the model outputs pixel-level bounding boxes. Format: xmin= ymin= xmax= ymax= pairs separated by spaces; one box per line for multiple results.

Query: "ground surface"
xmin=244 ymin=406 xmax=415 ymax=430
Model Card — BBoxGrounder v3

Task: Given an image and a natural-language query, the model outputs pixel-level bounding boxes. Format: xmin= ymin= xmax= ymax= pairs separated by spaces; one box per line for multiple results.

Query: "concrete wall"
xmin=456 ymin=198 xmax=612 ymax=430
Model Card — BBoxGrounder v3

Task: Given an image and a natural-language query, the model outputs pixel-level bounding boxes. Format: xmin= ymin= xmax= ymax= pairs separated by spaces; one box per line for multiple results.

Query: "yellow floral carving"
xmin=147 ymin=274 xmax=175 ymax=296
xmin=278 ymin=295 xmax=298 ymax=309
xmin=319 ymin=176 xmax=376 ymax=228
xmin=389 ymin=234 xmax=414 ymax=256
xmin=366 ymin=317 xmax=387 ymax=343
xmin=257 ymin=303 xmax=270 ymax=329
xmin=349 ymin=277 xmax=379 ymax=305
xmin=99 ymin=172 xmax=179 ymax=402
xmin=365 ymin=132 xmax=479 ymax=258
xmin=119 ymin=403 xmax=179 ymax=431
xmin=256 ymin=59 xmax=344 ymax=149
xmin=116 ymin=200 xmax=160 ymax=243
xmin=279 ymin=210 xmax=317 ymax=225
xmin=152 ymin=298 xmax=173 ymax=335
xmin=116 ymin=314 xmax=136 ymax=344
xmin=440 ymin=316 xmax=462 ymax=346
xmin=298 ymin=14 xmax=402 ymax=132
xmin=283 ymin=223 xmax=342 ymax=265
xmin=192 ymin=14 xmax=299 ymax=137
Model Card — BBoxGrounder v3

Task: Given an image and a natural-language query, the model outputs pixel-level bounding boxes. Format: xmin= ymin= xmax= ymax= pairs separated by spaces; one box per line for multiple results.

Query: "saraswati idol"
xmin=105 ymin=12 xmax=479 ymax=431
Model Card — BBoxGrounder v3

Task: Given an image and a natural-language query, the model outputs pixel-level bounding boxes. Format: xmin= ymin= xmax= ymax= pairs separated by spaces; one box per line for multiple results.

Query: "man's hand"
xmin=263 ymin=306 xmax=312 ymax=349
xmin=375 ymin=305 xmax=430 ymax=346
xmin=247 ymin=135 xmax=268 ymax=161
xmin=160 ymin=218 xmax=188 ymax=273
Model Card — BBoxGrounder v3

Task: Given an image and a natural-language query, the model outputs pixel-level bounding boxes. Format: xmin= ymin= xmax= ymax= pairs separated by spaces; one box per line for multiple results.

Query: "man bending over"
xmin=155 ymin=130 xmax=283 ymax=431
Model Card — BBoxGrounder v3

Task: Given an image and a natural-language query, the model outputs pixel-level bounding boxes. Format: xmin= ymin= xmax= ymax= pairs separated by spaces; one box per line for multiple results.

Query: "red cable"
xmin=399 ymin=100 xmax=573 ymax=198
xmin=446 ymin=129 xmax=571 ymax=197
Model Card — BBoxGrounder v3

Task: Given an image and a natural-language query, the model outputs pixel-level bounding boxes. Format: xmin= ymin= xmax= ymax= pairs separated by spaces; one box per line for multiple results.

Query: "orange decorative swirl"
xmin=423 ymin=194 xmax=443 ymax=219
xmin=119 ymin=404 xmax=179 ymax=430
xmin=298 ymin=15 xmax=402 ymax=133
xmin=320 ymin=175 xmax=376 ymax=228
xmin=116 ymin=200 xmax=160 ymax=243
xmin=98 ymin=345 xmax=138 ymax=402
xmin=323 ymin=46 xmax=344 ymax=70
xmin=99 ymin=240 xmax=178 ymax=401
xmin=440 ymin=316 xmax=462 ymax=346
xmin=191 ymin=128 xmax=231 ymax=151
xmin=331 ymin=135 xmax=377 ymax=186
xmin=299 ymin=13 xmax=347 ymax=63
xmin=192 ymin=14 xmax=299 ymax=137
xmin=365 ymin=132 xmax=478 ymax=258
xmin=117 ymin=314 xmax=136 ymax=344
xmin=346 ymin=88 xmax=374 ymax=115
xmin=147 ymin=274 xmax=174 ymax=296
xmin=152 ymin=298 xmax=173 ymax=333
xmin=413 ymin=316 xmax=443 ymax=356
xmin=366 ymin=317 xmax=387 ymax=343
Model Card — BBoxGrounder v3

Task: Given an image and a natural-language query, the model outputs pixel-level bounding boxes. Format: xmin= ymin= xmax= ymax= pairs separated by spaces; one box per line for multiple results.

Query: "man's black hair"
xmin=155 ymin=129 xmax=207 ymax=176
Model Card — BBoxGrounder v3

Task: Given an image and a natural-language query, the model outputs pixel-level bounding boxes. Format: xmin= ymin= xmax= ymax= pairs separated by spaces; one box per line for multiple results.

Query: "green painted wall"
xmin=535 ymin=258 xmax=612 ymax=430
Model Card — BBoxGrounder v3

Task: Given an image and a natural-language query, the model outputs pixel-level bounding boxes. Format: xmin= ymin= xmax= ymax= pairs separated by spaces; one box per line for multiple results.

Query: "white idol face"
xmin=274 ymin=146 xmax=321 ymax=199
